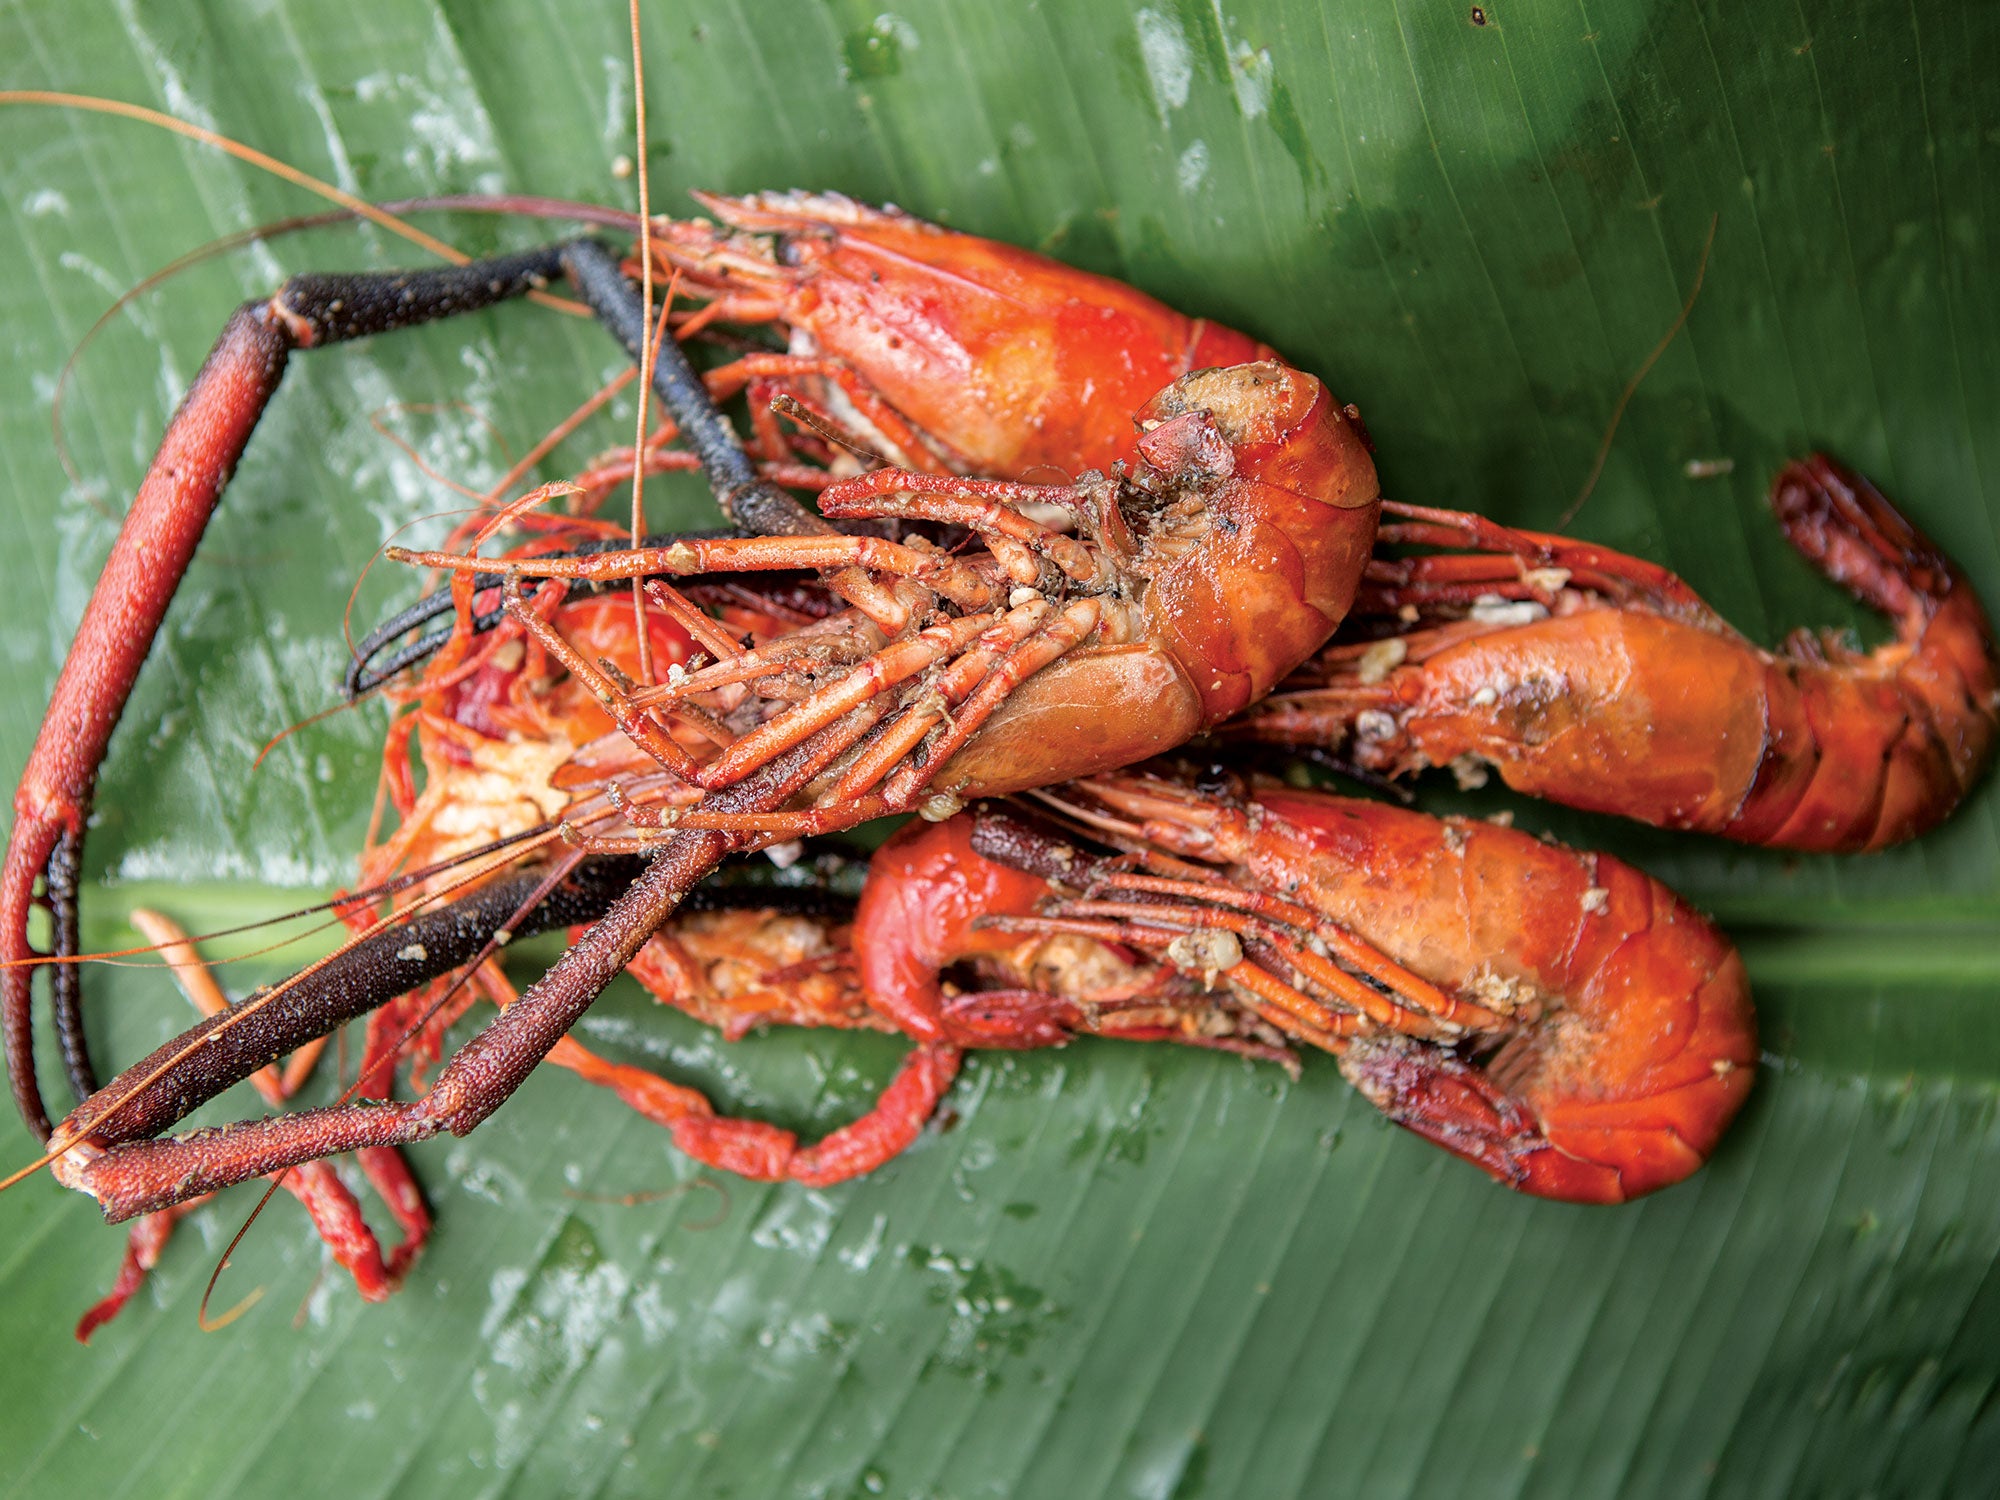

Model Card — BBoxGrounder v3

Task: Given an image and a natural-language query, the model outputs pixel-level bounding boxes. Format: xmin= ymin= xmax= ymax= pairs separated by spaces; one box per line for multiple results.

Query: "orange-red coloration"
xmin=396 ymin=361 xmax=1380 ymax=822
xmin=1236 ymin=457 xmax=1998 ymax=851
xmin=0 ymin=310 xmax=291 ymax=1137
xmin=852 ymin=815 xmax=1053 ymax=1045
xmin=661 ymin=191 xmax=1276 ymax=478
xmin=922 ymin=363 xmax=1381 ymax=795
xmin=1035 ymin=775 xmax=1756 ymax=1203
xmin=505 ymin=812 xmax=1291 ymax=1188
xmin=70 ymin=911 xmax=429 ymax=1340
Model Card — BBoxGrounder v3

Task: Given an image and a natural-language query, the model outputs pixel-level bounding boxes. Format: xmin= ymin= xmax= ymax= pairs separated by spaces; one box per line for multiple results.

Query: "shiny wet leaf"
xmin=1 ymin=1 xmax=1997 ymax=1496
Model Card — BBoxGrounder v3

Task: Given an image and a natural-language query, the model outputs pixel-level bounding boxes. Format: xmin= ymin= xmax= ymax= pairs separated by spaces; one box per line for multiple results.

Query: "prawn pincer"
xmin=0 ymin=232 xmax=839 ymax=1143
xmin=0 ymin=245 xmax=584 ymax=1138
xmin=1230 ymin=456 xmax=1999 ymax=851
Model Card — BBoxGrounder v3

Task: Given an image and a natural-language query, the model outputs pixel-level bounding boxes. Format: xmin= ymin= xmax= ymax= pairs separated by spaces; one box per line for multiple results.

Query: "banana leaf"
xmin=1 ymin=1 xmax=1996 ymax=1495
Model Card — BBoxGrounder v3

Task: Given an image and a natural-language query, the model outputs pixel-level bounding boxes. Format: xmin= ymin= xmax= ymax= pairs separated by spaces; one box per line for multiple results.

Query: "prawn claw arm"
xmin=2 ymin=243 xmax=583 ymax=1138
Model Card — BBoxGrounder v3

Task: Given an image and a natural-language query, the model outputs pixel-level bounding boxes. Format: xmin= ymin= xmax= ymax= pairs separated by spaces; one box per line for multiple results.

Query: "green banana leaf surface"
xmin=1 ymin=1 xmax=1997 ymax=1496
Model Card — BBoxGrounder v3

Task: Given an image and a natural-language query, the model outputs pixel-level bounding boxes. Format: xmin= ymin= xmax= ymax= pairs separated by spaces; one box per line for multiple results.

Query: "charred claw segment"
xmin=57 ymin=730 xmax=847 ymax=1210
xmin=64 ymin=856 xmax=643 ymax=1151
xmin=65 ymin=1108 xmax=431 ymax=1225
xmin=272 ymin=242 xmax=575 ymax=347
xmin=47 ymin=826 xmax=94 ymax=1104
xmin=61 ymin=855 xmax=845 ymax=1159
xmin=966 ymin=806 xmax=1104 ymax=887
xmin=3 ymin=301 xmax=288 ymax=1139
xmin=3 ymin=237 xmax=639 ymax=1142
xmin=558 ymin=239 xmax=827 ymax=539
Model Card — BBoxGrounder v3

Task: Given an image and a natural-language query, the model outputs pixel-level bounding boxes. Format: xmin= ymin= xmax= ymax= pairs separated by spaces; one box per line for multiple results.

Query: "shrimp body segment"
xmin=1235 ymin=457 xmax=1998 ymax=851
xmin=661 ymin=190 xmax=1276 ymax=477
xmin=923 ymin=362 xmax=1381 ymax=795
xmin=1012 ymin=777 xmax=1757 ymax=1203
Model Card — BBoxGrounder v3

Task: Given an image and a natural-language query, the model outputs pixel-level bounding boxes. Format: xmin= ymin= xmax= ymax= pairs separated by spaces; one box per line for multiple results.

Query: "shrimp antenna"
xmin=49 ymin=196 xmax=638 ymax=490
xmin=0 ymin=1146 xmax=61 ymax=1194
xmin=1559 ymin=212 xmax=1719 ymax=530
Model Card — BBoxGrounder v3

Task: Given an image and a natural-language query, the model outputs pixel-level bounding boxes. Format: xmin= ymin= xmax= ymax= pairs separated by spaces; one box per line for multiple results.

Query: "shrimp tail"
xmin=1339 ymin=1022 xmax=1753 ymax=1206
xmin=1768 ymin=454 xmax=2000 ymax=848
xmin=1772 ymin=454 xmax=1957 ymax=622
xmin=1338 ymin=1036 xmax=1642 ymax=1204
xmin=1233 ymin=455 xmax=1998 ymax=852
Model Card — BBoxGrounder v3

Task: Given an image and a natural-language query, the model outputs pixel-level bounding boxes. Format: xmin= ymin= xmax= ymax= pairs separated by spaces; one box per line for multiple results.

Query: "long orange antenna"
xmin=0 ymin=93 xmax=583 ymax=314
xmin=1559 ymin=213 xmax=1720 ymax=530
xmin=0 ymin=1147 xmax=59 ymax=1194
xmin=626 ymin=0 xmax=661 ymax=688
xmin=1 ymin=92 xmax=467 ymax=261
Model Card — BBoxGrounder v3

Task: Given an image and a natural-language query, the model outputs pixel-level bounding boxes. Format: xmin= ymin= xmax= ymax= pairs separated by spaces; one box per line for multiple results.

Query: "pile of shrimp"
xmin=31 ymin=192 xmax=1999 ymax=1336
